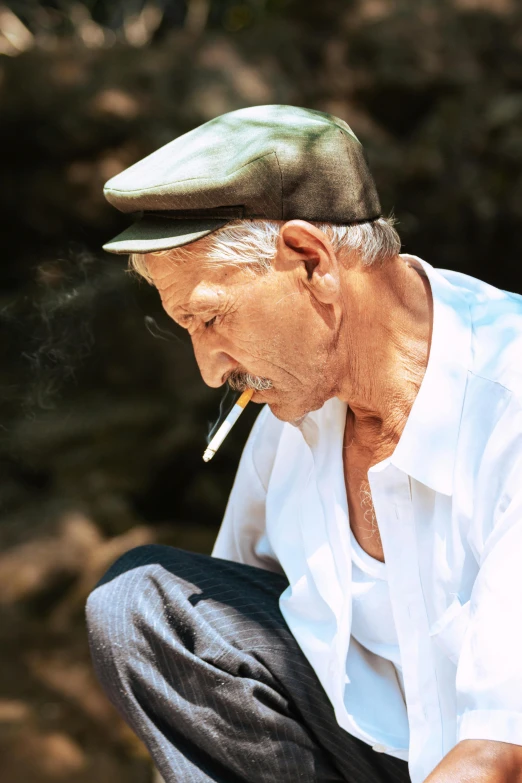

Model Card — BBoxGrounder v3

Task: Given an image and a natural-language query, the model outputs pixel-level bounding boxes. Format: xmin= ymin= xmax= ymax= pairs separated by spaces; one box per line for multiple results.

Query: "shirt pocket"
xmin=428 ymin=597 xmax=471 ymax=666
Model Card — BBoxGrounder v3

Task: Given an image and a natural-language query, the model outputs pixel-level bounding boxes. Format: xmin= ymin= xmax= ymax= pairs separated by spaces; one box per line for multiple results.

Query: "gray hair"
xmin=129 ymin=216 xmax=400 ymax=282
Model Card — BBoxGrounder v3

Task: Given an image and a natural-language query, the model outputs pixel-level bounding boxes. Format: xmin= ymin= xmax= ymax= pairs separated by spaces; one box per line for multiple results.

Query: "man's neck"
xmin=337 ymin=254 xmax=433 ymax=462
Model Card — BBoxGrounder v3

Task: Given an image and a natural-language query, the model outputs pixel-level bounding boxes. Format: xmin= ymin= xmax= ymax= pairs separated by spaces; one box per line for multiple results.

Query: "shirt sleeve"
xmin=456 ymin=404 xmax=522 ymax=745
xmin=212 ymin=404 xmax=285 ymax=574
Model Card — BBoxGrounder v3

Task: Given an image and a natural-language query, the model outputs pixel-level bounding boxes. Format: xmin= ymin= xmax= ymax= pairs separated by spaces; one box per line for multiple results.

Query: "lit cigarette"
xmin=203 ymin=388 xmax=254 ymax=462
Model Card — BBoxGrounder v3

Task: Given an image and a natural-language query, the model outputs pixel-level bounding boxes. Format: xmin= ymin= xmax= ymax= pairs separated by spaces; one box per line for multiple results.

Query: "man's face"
xmin=145 ymin=245 xmax=342 ymax=423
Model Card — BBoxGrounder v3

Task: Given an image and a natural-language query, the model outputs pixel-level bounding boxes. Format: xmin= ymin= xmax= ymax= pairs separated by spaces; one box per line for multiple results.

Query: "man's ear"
xmin=277 ymin=220 xmax=341 ymax=305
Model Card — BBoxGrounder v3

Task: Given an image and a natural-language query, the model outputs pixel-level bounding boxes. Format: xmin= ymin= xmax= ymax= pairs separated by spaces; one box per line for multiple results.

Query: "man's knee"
xmin=85 ymin=543 xmax=189 ymax=662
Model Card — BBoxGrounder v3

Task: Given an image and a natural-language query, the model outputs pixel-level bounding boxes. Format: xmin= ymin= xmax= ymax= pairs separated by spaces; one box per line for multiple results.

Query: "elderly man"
xmin=86 ymin=106 xmax=522 ymax=783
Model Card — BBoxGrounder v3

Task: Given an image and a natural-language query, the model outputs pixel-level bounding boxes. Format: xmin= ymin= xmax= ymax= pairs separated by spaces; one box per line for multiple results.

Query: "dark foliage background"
xmin=1 ymin=1 xmax=522 ymax=781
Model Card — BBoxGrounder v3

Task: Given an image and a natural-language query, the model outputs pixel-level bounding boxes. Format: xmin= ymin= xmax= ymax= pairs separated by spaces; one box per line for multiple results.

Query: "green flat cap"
xmin=102 ymin=104 xmax=381 ymax=255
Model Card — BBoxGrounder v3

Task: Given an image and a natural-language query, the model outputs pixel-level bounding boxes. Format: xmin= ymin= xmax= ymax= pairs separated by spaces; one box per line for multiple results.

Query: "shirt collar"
xmin=298 ymin=254 xmax=472 ymax=496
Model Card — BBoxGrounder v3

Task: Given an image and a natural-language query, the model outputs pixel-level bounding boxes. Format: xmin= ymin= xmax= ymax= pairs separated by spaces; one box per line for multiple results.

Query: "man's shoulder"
xmin=441 ymin=268 xmax=522 ymax=398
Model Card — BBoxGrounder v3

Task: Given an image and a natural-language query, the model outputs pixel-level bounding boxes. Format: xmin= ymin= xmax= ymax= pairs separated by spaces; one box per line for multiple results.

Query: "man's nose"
xmin=192 ymin=340 xmax=238 ymax=388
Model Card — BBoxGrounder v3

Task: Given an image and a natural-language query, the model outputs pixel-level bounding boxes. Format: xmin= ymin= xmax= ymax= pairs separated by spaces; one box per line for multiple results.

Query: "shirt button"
xmin=372 ymin=744 xmax=388 ymax=753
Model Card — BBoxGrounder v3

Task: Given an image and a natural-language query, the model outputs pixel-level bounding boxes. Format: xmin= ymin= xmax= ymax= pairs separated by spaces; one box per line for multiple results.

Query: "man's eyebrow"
xmin=174 ymin=301 xmax=221 ymax=326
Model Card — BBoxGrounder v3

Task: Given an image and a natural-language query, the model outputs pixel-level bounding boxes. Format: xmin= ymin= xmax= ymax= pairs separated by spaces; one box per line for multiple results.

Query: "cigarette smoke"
xmin=0 ymin=251 xmax=105 ymax=419
xmin=144 ymin=315 xmax=190 ymax=350
xmin=206 ymin=385 xmax=238 ymax=444
xmin=0 ymin=252 xmax=271 ymax=461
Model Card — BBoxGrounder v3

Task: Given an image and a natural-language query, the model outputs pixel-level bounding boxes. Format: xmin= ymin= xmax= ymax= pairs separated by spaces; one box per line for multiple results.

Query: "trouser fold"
xmin=86 ymin=544 xmax=410 ymax=783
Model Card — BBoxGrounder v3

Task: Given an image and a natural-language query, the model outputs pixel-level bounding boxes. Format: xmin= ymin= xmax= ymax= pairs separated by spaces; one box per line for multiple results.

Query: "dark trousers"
xmin=86 ymin=544 xmax=411 ymax=783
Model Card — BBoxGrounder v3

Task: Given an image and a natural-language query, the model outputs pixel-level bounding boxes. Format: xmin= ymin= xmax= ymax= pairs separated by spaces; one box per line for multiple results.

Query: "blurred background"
xmin=1 ymin=0 xmax=522 ymax=780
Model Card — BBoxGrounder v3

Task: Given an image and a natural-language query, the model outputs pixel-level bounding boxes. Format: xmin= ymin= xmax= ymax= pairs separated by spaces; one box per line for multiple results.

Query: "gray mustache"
xmin=227 ymin=369 xmax=273 ymax=392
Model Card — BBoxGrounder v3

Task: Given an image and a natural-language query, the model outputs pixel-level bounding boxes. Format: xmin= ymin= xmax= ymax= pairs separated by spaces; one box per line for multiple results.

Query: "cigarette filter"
xmin=203 ymin=388 xmax=254 ymax=462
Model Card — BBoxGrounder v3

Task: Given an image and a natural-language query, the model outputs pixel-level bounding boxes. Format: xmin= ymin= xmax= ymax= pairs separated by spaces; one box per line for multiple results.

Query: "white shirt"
xmin=349 ymin=529 xmax=403 ymax=684
xmin=212 ymin=255 xmax=522 ymax=783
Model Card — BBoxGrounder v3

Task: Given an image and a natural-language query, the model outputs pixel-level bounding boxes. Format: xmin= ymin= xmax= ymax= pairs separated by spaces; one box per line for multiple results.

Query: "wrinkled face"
xmin=145 ymin=252 xmax=342 ymax=423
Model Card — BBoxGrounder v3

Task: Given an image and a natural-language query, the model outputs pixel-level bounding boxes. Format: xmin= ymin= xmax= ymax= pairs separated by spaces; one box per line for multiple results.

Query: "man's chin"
xmin=263 ymin=398 xmax=310 ymax=426
xmin=252 ymin=387 xmax=325 ymax=424
xmin=251 ymin=389 xmax=271 ymax=404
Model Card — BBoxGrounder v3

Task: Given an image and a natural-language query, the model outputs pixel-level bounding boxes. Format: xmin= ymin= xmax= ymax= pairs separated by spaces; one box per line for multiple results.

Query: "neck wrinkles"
xmin=338 ymin=255 xmax=433 ymax=459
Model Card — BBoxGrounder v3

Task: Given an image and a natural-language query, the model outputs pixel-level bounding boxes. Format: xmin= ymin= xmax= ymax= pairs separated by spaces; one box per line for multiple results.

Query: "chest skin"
xmin=342 ymin=428 xmax=386 ymax=563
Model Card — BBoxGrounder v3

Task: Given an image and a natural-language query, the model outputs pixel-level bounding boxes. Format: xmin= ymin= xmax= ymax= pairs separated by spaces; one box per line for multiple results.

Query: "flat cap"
xmin=102 ymin=104 xmax=381 ymax=255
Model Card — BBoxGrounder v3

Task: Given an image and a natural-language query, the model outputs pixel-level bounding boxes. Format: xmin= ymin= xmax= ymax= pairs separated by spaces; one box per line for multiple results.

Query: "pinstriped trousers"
xmin=86 ymin=544 xmax=411 ymax=783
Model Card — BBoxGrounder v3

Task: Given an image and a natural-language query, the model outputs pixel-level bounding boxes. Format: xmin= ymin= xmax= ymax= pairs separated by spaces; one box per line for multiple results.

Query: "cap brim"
xmin=102 ymin=216 xmax=230 ymax=255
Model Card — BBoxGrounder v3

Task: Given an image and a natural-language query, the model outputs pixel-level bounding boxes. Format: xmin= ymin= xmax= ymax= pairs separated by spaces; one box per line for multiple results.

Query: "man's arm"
xmin=424 ymin=739 xmax=522 ymax=782
xmin=437 ymin=405 xmax=522 ymax=782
